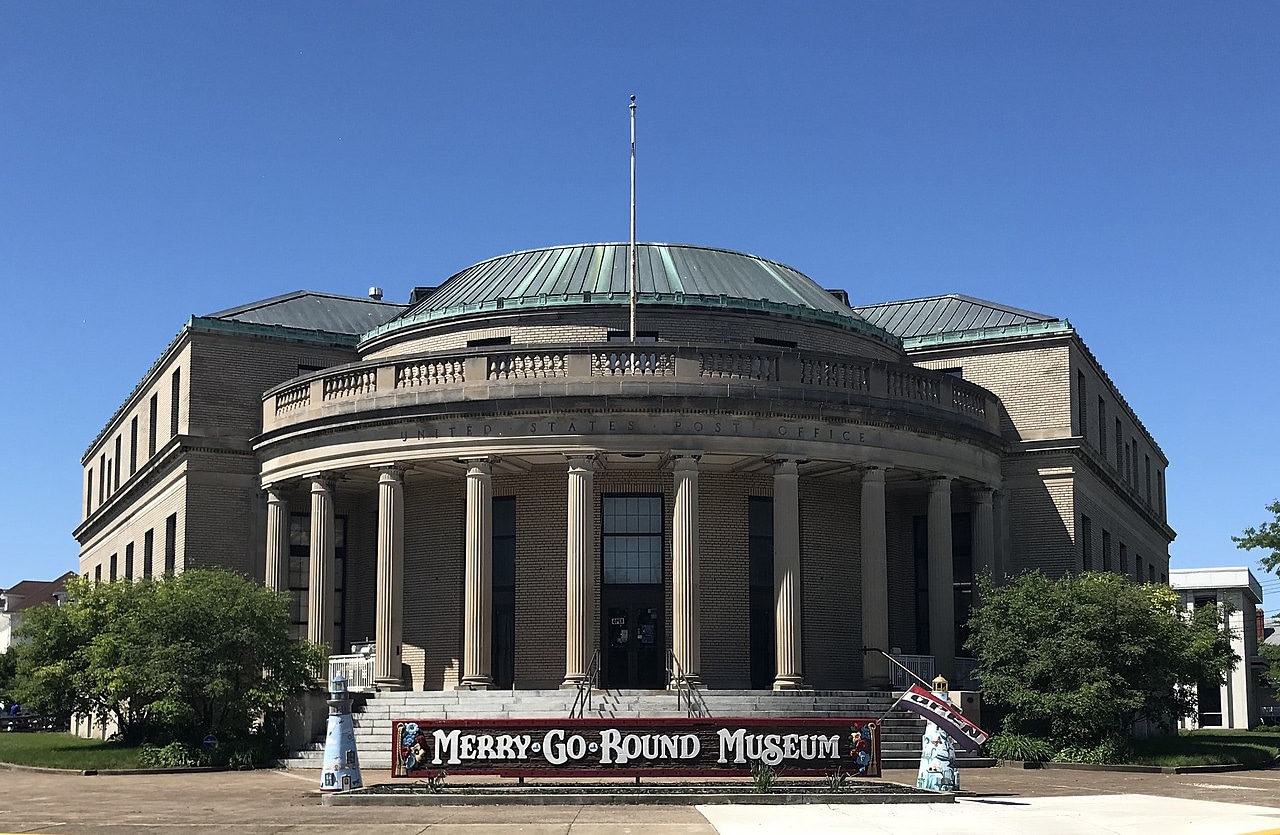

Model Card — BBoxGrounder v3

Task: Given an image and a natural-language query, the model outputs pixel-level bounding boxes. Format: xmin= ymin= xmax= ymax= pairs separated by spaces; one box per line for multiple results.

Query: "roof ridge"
xmin=206 ymin=290 xmax=406 ymax=319
xmin=855 ymin=293 xmax=1056 ymax=322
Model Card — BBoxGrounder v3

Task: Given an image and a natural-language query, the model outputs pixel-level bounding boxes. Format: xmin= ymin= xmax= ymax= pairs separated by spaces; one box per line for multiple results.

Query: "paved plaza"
xmin=2 ymin=766 xmax=1280 ymax=834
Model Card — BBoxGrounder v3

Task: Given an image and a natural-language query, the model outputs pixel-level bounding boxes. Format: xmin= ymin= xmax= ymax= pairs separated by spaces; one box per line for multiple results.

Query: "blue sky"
xmin=2 ymin=3 xmax=1277 ymax=609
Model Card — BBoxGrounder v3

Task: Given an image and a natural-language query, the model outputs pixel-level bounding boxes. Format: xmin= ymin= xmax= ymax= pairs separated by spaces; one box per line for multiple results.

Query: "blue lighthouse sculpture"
xmin=319 ymin=672 xmax=363 ymax=793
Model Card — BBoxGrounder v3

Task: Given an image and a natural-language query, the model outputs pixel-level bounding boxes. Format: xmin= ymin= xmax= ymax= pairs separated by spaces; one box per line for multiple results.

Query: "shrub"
xmin=985 ymin=732 xmax=1054 ymax=763
xmin=1054 ymin=738 xmax=1132 ymax=765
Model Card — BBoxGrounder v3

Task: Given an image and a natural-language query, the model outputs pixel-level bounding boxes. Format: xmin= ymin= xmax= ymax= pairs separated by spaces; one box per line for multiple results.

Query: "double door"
xmin=603 ymin=587 xmax=664 ymax=689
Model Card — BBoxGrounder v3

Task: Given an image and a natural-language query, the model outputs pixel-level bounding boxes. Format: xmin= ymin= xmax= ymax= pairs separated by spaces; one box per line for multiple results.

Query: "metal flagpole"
xmin=628 ymin=94 xmax=637 ymax=373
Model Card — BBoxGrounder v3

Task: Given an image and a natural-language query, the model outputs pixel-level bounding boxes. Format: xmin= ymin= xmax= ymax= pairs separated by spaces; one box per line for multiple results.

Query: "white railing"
xmin=328 ymin=652 xmax=376 ymax=693
xmin=888 ymin=653 xmax=935 ymax=690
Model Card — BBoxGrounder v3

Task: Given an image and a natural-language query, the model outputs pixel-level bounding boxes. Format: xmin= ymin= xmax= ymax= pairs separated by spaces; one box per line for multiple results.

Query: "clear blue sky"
xmin=2 ymin=3 xmax=1278 ymax=609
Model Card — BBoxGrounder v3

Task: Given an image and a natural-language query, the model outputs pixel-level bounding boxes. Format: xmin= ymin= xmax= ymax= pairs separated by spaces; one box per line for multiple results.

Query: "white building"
xmin=1170 ymin=566 xmax=1266 ymax=730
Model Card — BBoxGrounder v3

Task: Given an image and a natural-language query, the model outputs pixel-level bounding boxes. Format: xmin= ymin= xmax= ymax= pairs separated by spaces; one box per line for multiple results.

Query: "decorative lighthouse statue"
xmin=319 ymin=672 xmax=363 ymax=793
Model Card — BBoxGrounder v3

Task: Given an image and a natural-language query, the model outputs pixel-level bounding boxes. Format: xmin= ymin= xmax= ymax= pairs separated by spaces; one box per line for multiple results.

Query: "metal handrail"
xmin=568 ymin=647 xmax=600 ymax=719
xmin=863 ymin=646 xmax=935 ymax=690
xmin=667 ymin=651 xmax=711 ymax=718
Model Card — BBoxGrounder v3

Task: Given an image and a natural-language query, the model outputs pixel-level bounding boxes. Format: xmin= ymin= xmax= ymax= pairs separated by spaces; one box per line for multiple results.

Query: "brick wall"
xmin=800 ymin=476 xmax=860 ymax=688
xmin=1002 ymin=456 xmax=1077 ymax=578
xmin=403 ymin=477 xmax=463 ymax=690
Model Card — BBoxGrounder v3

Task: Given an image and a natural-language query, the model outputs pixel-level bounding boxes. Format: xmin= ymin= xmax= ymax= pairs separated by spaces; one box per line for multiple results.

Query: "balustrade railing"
xmin=263 ymin=343 xmax=996 ymax=434
xmin=887 ymin=653 xmax=936 ymax=690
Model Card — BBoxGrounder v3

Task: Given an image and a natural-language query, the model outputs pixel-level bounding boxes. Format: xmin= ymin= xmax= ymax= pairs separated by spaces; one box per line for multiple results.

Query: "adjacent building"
xmin=74 ymin=243 xmax=1174 ymax=693
xmin=0 ymin=572 xmax=74 ymax=651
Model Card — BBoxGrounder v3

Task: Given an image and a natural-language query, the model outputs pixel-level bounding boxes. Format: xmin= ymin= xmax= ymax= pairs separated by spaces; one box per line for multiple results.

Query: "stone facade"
xmin=75 ymin=245 xmax=1175 ymax=693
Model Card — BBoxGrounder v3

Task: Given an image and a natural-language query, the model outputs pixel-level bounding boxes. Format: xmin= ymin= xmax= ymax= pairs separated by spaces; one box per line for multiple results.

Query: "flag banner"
xmin=896 ymin=684 xmax=989 ymax=753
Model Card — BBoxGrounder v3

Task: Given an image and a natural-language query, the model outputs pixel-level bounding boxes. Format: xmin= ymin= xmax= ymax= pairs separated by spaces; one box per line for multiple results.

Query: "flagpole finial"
xmin=630 ymin=94 xmax=636 ymax=109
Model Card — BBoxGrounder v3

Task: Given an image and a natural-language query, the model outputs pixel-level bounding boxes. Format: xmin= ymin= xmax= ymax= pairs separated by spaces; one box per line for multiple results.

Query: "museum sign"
xmin=392 ymin=717 xmax=880 ymax=778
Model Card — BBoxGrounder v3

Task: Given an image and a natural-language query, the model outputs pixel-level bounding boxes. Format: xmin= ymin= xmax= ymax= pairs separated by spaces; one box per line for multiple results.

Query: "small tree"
xmin=16 ymin=570 xmax=322 ymax=744
xmin=967 ymin=571 xmax=1235 ymax=754
xmin=1234 ymin=499 xmax=1280 ymax=574
xmin=0 ymin=646 xmax=16 ymax=702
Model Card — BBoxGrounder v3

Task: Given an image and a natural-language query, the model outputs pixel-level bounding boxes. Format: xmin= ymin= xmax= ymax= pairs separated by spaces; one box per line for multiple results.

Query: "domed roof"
xmin=367 ymin=243 xmax=894 ymax=343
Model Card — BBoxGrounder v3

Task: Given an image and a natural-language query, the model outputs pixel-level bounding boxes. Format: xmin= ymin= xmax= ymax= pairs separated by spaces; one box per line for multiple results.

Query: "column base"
xmin=772 ymin=676 xmax=809 ymax=691
xmin=560 ymin=676 xmax=589 ymax=690
xmin=859 ymin=678 xmax=893 ymax=692
xmin=456 ymin=677 xmax=493 ymax=691
xmin=374 ymin=677 xmax=406 ymax=692
xmin=669 ymin=675 xmax=703 ymax=690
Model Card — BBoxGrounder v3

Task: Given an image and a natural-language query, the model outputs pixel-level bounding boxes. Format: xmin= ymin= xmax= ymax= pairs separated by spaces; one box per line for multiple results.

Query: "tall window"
xmin=86 ymin=469 xmax=94 ymax=516
xmin=1130 ymin=438 xmax=1139 ymax=487
xmin=1081 ymin=515 xmax=1093 ymax=570
xmin=1194 ymin=595 xmax=1223 ymax=726
xmin=1077 ymin=372 xmax=1088 ymax=439
xmin=602 ymin=496 xmax=663 ymax=584
xmin=170 ymin=369 xmax=181 ymax=437
xmin=113 ymin=436 xmax=122 ymax=491
xmin=148 ymin=394 xmax=158 ymax=456
xmin=1119 ymin=542 xmax=1129 ymax=573
xmin=98 ymin=454 xmax=106 ymax=503
xmin=1157 ymin=471 xmax=1165 ymax=519
xmin=287 ymin=514 xmax=348 ymax=643
xmin=124 ymin=542 xmax=134 ymax=580
xmin=164 ymin=513 xmax=177 ymax=574
xmin=912 ymin=513 xmax=974 ymax=651
xmin=1114 ymin=419 xmax=1123 ymax=472
xmin=143 ymin=529 xmax=154 ymax=578
xmin=1098 ymin=398 xmax=1107 ymax=457
xmin=1145 ymin=455 xmax=1152 ymax=506
xmin=1124 ymin=442 xmax=1132 ymax=485
xmin=109 ymin=553 xmax=118 ymax=582
xmin=1147 ymin=563 xmax=1155 ymax=583
xmin=492 ymin=497 xmax=516 ymax=689
xmin=129 ymin=417 xmax=138 ymax=475
xmin=748 ymin=497 xmax=775 ymax=689
xmin=94 ymin=564 xmax=101 ymax=583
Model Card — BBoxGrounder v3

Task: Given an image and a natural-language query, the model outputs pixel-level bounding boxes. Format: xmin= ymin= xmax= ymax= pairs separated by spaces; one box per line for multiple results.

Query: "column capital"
xmin=371 ymin=463 xmax=408 ymax=478
xmin=772 ymin=457 xmax=801 ymax=476
xmin=264 ymin=481 xmax=291 ymax=498
xmin=306 ymin=473 xmax=338 ymax=491
xmin=462 ymin=458 xmax=493 ymax=477
xmin=564 ymin=453 xmax=599 ymax=472
xmin=928 ymin=474 xmax=953 ymax=488
xmin=859 ymin=466 xmax=887 ymax=484
xmin=972 ymin=483 xmax=995 ymax=503
xmin=669 ymin=452 xmax=701 ymax=472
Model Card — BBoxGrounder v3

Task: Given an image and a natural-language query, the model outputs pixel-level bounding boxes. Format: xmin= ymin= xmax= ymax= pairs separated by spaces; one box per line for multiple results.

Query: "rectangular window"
xmin=109 ymin=554 xmax=117 ymax=582
xmin=1120 ymin=542 xmax=1128 ymax=573
xmin=143 ymin=529 xmax=154 ymax=578
xmin=1157 ymin=470 xmax=1165 ymax=519
xmin=1098 ymin=398 xmax=1107 ymax=455
xmin=148 ymin=394 xmax=158 ymax=456
xmin=1077 ymin=372 xmax=1088 ymax=439
xmin=113 ymin=436 xmax=122 ymax=491
xmin=607 ymin=331 xmax=659 ymax=343
xmin=286 ymin=513 xmax=349 ymax=644
xmin=170 ymin=369 xmax=181 ymax=438
xmin=466 ymin=336 xmax=511 ymax=347
xmin=1124 ymin=442 xmax=1132 ymax=485
xmin=937 ymin=367 xmax=964 ymax=379
xmin=94 ymin=564 xmax=101 ymax=583
xmin=1145 ymin=455 xmax=1152 ymax=506
xmin=748 ymin=497 xmax=775 ymax=689
xmin=1115 ymin=419 xmax=1123 ymax=472
xmin=602 ymin=495 xmax=663 ymax=585
xmin=1081 ymin=515 xmax=1093 ymax=570
xmin=1147 ymin=563 xmax=1155 ymax=583
xmin=98 ymin=454 xmax=106 ymax=503
xmin=754 ymin=336 xmax=799 ymax=349
xmin=129 ymin=417 xmax=138 ymax=475
xmin=297 ymin=364 xmax=325 ymax=376
xmin=86 ymin=469 xmax=94 ymax=516
xmin=492 ymin=497 xmax=516 ymax=690
xmin=105 ymin=459 xmax=112 ymax=497
xmin=164 ymin=513 xmax=177 ymax=574
xmin=1130 ymin=438 xmax=1139 ymax=487
xmin=124 ymin=542 xmax=134 ymax=580
xmin=1101 ymin=530 xmax=1112 ymax=572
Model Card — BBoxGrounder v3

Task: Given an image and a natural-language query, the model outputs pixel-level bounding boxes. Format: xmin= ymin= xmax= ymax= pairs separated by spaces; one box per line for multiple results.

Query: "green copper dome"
xmin=366 ymin=243 xmax=894 ymax=343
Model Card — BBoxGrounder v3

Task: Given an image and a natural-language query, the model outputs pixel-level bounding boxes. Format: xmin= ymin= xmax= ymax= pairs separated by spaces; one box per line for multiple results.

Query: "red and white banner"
xmin=895 ymin=684 xmax=989 ymax=753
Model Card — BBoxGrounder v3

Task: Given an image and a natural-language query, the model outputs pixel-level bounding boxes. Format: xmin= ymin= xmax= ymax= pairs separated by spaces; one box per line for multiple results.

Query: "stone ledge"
xmin=998 ymin=760 xmax=1259 ymax=774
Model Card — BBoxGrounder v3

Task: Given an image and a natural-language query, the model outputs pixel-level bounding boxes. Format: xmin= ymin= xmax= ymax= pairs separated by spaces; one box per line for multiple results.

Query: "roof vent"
xmin=368 ymin=286 xmax=384 ymax=301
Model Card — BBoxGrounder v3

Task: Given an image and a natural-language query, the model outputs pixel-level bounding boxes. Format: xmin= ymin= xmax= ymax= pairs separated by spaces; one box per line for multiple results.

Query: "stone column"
xmin=374 ymin=467 xmax=405 ymax=690
xmin=773 ymin=458 xmax=804 ymax=690
xmin=461 ymin=460 xmax=494 ymax=690
xmin=307 ymin=475 xmax=337 ymax=653
xmin=972 ymin=485 xmax=995 ymax=603
xmin=671 ymin=455 xmax=701 ymax=687
xmin=860 ymin=467 xmax=890 ymax=687
xmin=563 ymin=455 xmax=595 ymax=688
xmin=928 ymin=476 xmax=955 ymax=681
xmin=264 ymin=484 xmax=289 ymax=593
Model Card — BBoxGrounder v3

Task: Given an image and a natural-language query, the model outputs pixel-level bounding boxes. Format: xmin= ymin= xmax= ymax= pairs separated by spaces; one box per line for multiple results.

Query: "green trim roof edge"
xmin=901 ymin=319 xmax=1072 ymax=349
xmin=361 ymin=291 xmax=902 ymax=348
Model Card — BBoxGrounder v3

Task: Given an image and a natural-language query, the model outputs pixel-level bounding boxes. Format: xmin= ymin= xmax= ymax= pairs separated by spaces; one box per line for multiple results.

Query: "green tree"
xmin=15 ymin=570 xmax=322 ymax=743
xmin=1233 ymin=499 xmax=1280 ymax=573
xmin=967 ymin=571 xmax=1236 ymax=753
xmin=0 ymin=646 xmax=16 ymax=701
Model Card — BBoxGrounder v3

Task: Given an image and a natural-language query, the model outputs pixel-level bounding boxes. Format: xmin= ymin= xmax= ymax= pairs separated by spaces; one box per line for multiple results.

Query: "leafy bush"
xmin=985 ymin=732 xmax=1054 ymax=763
xmin=139 ymin=741 xmax=204 ymax=769
xmin=1054 ymin=738 xmax=1131 ymax=764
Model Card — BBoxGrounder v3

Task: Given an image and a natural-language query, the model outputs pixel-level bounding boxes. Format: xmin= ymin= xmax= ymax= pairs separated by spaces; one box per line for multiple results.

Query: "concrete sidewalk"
xmin=1 ymin=764 xmax=1279 ymax=834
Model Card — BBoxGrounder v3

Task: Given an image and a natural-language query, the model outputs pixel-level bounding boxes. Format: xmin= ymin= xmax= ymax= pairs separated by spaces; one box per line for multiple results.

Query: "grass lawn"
xmin=0 ymin=732 xmax=142 ymax=770
xmin=1129 ymin=728 xmax=1280 ymax=768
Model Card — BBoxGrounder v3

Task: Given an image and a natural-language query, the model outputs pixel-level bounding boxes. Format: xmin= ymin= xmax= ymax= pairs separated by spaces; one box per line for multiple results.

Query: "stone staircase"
xmin=283 ymin=689 xmax=992 ymax=771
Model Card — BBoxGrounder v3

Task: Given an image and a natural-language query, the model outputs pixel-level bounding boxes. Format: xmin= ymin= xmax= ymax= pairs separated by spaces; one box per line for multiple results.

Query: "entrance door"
xmin=603 ymin=589 xmax=665 ymax=689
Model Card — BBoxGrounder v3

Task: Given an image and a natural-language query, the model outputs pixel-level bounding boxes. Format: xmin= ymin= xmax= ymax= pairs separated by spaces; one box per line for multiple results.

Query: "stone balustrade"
xmin=261 ymin=343 xmax=999 ymax=435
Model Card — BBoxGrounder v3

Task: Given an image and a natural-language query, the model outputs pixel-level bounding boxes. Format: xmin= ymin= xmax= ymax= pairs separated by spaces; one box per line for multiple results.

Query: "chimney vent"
xmin=368 ymin=286 xmax=383 ymax=301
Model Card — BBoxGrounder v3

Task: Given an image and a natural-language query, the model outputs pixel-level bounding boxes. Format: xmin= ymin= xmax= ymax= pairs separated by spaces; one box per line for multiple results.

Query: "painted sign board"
xmin=392 ymin=717 xmax=880 ymax=778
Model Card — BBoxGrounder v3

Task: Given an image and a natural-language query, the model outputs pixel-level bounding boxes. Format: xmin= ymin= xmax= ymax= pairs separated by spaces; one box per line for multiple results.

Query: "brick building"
xmin=75 ymin=243 xmax=1172 ymax=693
